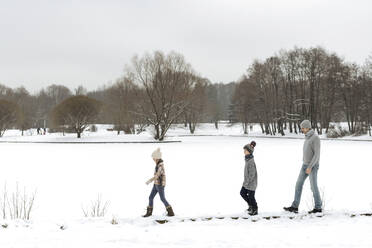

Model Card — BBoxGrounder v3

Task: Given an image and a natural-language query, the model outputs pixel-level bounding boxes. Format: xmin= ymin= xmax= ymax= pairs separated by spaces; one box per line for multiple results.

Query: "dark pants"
xmin=148 ymin=184 xmax=170 ymax=207
xmin=240 ymin=187 xmax=257 ymax=209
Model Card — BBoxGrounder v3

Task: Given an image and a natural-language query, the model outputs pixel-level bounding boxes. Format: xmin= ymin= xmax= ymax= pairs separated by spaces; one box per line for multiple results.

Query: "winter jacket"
xmin=243 ymin=156 xmax=257 ymax=191
xmin=303 ymin=129 xmax=321 ymax=169
xmin=148 ymin=159 xmax=167 ymax=187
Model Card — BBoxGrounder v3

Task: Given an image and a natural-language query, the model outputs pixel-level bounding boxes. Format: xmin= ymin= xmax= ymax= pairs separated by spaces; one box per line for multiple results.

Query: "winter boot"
xmin=166 ymin=206 xmax=175 ymax=217
xmin=143 ymin=206 xmax=153 ymax=218
xmin=283 ymin=206 xmax=298 ymax=213
xmin=308 ymin=208 xmax=322 ymax=214
xmin=249 ymin=207 xmax=258 ymax=216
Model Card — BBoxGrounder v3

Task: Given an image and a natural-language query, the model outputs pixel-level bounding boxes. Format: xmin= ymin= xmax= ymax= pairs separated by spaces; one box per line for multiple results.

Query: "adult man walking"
xmin=284 ymin=120 xmax=322 ymax=214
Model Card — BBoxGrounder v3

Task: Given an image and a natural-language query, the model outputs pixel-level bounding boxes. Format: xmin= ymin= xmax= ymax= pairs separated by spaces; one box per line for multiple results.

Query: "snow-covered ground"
xmin=1 ymin=125 xmax=372 ymax=247
xmin=1 ymin=122 xmax=371 ymax=142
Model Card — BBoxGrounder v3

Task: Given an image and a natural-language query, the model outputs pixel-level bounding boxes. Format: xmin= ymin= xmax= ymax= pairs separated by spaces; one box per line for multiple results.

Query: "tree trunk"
xmin=243 ymin=122 xmax=248 ymax=134
xmin=189 ymin=122 xmax=196 ymax=134
xmin=154 ymin=124 xmax=160 ymax=140
xmin=260 ymin=123 xmax=264 ymax=134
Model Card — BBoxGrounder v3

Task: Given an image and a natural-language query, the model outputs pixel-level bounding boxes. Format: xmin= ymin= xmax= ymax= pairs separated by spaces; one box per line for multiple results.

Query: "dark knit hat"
xmin=243 ymin=141 xmax=256 ymax=153
xmin=250 ymin=141 xmax=256 ymax=148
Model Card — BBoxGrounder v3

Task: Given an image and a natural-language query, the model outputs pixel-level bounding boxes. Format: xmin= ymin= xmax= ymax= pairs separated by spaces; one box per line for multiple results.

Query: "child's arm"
xmin=146 ymin=178 xmax=154 ymax=185
xmin=145 ymin=164 xmax=164 ymax=185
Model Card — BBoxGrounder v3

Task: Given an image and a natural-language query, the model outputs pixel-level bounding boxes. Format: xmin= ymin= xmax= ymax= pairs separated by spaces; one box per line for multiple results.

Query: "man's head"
xmin=300 ymin=120 xmax=311 ymax=134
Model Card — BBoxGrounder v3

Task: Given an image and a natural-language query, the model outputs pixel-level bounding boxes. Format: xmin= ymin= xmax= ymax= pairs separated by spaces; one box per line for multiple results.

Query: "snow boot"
xmin=166 ymin=206 xmax=175 ymax=217
xmin=249 ymin=207 xmax=258 ymax=216
xmin=308 ymin=208 xmax=322 ymax=214
xmin=143 ymin=206 xmax=153 ymax=218
xmin=283 ymin=206 xmax=298 ymax=213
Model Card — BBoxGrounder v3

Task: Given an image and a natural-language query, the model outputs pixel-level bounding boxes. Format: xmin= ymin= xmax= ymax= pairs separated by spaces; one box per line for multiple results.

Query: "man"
xmin=284 ymin=120 xmax=322 ymax=214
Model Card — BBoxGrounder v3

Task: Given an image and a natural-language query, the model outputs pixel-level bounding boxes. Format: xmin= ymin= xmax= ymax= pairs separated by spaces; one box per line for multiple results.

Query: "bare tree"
xmin=104 ymin=78 xmax=137 ymax=134
xmin=128 ymin=51 xmax=197 ymax=141
xmin=75 ymin=85 xmax=88 ymax=96
xmin=184 ymin=77 xmax=208 ymax=134
xmin=46 ymin=84 xmax=72 ymax=106
xmin=32 ymin=85 xmax=72 ymax=130
xmin=362 ymin=55 xmax=372 ymax=135
xmin=12 ymin=87 xmax=36 ymax=135
xmin=0 ymin=84 xmax=14 ymax=100
xmin=232 ymin=76 xmax=259 ymax=134
xmin=0 ymin=99 xmax=20 ymax=137
xmin=50 ymin=95 xmax=102 ymax=138
xmin=237 ymin=46 xmax=372 ymax=137
xmin=340 ymin=64 xmax=365 ymax=133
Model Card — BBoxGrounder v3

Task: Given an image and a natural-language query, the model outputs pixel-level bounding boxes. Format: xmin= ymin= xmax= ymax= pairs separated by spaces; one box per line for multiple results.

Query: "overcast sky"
xmin=1 ymin=0 xmax=371 ymax=92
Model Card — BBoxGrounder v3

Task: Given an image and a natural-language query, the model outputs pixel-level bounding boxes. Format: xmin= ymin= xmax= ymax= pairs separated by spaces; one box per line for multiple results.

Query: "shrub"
xmin=82 ymin=194 xmax=109 ymax=218
xmin=326 ymin=124 xmax=350 ymax=138
xmin=0 ymin=184 xmax=36 ymax=221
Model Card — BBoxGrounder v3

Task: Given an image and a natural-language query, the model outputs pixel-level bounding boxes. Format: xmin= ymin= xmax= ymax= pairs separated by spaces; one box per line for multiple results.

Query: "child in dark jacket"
xmin=240 ymin=141 xmax=258 ymax=216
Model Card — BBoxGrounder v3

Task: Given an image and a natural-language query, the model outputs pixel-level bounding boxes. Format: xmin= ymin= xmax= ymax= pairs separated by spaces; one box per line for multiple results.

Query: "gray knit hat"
xmin=300 ymin=120 xmax=311 ymax=129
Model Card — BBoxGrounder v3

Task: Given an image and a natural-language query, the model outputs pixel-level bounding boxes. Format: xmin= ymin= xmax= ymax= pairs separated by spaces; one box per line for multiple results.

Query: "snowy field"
xmin=1 ymin=122 xmax=371 ymax=142
xmin=1 ymin=125 xmax=372 ymax=247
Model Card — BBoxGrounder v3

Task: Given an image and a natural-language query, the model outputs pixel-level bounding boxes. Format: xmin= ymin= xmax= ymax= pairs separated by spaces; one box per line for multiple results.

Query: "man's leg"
xmin=309 ymin=165 xmax=322 ymax=209
xmin=291 ymin=164 xmax=309 ymax=208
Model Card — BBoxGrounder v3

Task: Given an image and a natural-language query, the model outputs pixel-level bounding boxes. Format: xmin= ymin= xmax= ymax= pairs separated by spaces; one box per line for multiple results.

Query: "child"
xmin=240 ymin=141 xmax=258 ymax=216
xmin=143 ymin=148 xmax=175 ymax=217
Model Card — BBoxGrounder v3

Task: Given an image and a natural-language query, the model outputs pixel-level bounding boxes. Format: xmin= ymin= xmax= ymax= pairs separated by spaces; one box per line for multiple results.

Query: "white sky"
xmin=1 ymin=0 xmax=371 ymax=92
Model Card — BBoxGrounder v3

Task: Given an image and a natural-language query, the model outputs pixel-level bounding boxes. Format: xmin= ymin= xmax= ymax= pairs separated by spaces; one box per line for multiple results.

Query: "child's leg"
xmin=247 ymin=190 xmax=258 ymax=209
xmin=156 ymin=185 xmax=170 ymax=207
xmin=148 ymin=184 xmax=158 ymax=207
xmin=240 ymin=187 xmax=250 ymax=206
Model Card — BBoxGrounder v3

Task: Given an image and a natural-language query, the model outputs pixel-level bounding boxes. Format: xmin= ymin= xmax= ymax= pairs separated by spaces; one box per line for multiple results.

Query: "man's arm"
xmin=308 ymin=136 xmax=320 ymax=169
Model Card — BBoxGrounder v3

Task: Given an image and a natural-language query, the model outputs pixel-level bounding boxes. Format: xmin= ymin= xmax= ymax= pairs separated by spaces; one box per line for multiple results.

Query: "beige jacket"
xmin=148 ymin=159 xmax=166 ymax=186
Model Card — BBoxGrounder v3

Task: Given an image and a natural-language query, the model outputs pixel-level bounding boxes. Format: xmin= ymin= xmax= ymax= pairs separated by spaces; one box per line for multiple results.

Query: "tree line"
xmin=231 ymin=47 xmax=372 ymax=136
xmin=1 ymin=47 xmax=371 ymax=139
xmin=0 ymin=51 xmax=233 ymax=139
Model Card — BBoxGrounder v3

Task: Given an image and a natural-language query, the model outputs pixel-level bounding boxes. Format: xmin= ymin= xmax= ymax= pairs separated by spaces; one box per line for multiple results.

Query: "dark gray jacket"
xmin=303 ymin=129 xmax=321 ymax=169
xmin=243 ymin=157 xmax=257 ymax=191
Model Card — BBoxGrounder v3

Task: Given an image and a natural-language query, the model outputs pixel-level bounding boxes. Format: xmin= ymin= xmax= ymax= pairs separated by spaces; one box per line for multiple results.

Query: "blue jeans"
xmin=148 ymin=184 xmax=170 ymax=207
xmin=291 ymin=164 xmax=322 ymax=209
